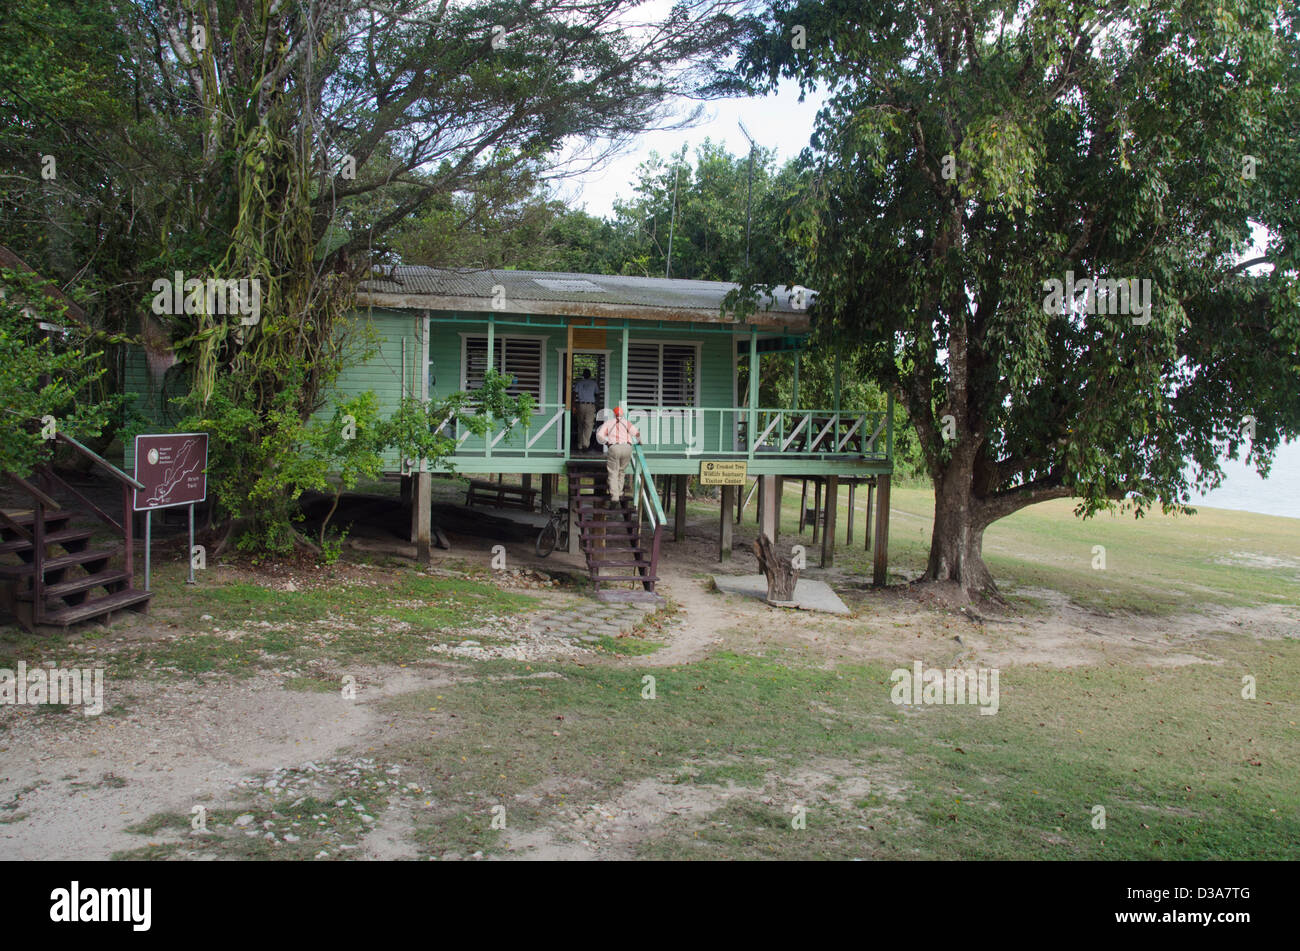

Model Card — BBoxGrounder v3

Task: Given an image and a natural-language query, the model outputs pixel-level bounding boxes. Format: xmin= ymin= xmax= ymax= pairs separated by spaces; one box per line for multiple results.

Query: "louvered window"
xmin=626 ymin=342 xmax=699 ymax=407
xmin=464 ymin=336 xmax=543 ymax=401
xmin=626 ymin=344 xmax=660 ymax=405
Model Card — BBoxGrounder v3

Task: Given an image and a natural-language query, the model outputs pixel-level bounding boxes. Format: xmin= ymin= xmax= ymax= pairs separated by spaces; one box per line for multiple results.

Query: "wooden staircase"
xmin=568 ymin=459 xmax=662 ymax=594
xmin=0 ymin=434 xmax=151 ymax=631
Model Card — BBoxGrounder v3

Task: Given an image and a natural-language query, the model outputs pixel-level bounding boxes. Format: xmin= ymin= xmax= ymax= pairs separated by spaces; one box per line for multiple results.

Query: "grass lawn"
xmin=689 ymin=481 xmax=1300 ymax=614
xmin=385 ymin=643 xmax=1299 ymax=860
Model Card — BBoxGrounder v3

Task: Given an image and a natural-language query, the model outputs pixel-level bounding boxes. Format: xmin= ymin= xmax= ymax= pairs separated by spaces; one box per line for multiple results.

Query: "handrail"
xmin=440 ymin=402 xmax=563 ymax=456
xmin=627 ymin=441 xmax=665 ymax=594
xmin=55 ymin=432 xmax=144 ymax=490
xmin=631 ymin=443 xmax=666 ymax=528
xmin=7 ymin=472 xmax=61 ymax=509
xmin=38 ymin=464 xmax=123 ymax=532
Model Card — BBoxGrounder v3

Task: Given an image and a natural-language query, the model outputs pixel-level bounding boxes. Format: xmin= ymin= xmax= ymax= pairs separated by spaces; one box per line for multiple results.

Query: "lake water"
xmin=1188 ymin=440 xmax=1300 ymax=521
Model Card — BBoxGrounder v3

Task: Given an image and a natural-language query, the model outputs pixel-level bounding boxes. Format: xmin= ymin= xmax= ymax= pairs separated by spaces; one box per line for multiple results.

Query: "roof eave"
xmin=354 ymin=291 xmax=811 ymax=330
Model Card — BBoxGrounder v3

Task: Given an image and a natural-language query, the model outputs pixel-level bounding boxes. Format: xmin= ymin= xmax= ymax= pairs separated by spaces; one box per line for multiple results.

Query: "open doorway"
xmin=564 ymin=350 xmax=607 ymax=453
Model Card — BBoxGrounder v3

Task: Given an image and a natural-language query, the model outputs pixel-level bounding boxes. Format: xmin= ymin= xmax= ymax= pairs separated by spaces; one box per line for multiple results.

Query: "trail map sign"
xmin=133 ymin=433 xmax=208 ymax=511
xmin=699 ymin=460 xmax=747 ymax=485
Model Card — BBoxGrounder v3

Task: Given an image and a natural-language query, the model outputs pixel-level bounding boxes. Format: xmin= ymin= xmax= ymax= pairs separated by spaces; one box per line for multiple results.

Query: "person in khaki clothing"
xmin=595 ymin=406 xmax=641 ymax=505
xmin=573 ymin=368 xmax=599 ymax=452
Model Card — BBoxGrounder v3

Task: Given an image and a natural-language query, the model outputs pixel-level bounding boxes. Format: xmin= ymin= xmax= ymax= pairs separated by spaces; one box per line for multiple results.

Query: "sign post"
xmin=133 ymin=433 xmax=209 ymax=591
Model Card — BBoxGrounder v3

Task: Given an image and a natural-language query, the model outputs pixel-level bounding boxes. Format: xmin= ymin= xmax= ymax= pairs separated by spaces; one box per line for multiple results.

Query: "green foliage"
xmin=601 ymin=139 xmax=811 ymax=283
xmin=391 ymin=165 xmax=623 ymax=273
xmin=181 ymin=369 xmax=533 ymax=555
xmin=744 ymin=0 xmax=1300 ymax=590
xmin=304 ymin=393 xmax=386 ymax=548
xmin=0 ymin=0 xmax=753 ymax=554
xmin=179 ymin=372 xmax=320 ymax=555
xmin=320 ymin=530 xmax=348 ymax=566
xmin=0 ymin=271 xmax=117 ymax=477
xmin=303 ymin=372 xmax=532 ymax=547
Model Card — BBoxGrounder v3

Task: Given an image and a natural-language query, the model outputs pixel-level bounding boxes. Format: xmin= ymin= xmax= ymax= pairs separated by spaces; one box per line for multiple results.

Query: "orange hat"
xmin=613 ymin=406 xmax=623 ymax=417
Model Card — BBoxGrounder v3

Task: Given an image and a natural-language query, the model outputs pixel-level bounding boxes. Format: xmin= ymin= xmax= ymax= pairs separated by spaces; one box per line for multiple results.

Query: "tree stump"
xmin=753 ymin=533 xmax=798 ymax=604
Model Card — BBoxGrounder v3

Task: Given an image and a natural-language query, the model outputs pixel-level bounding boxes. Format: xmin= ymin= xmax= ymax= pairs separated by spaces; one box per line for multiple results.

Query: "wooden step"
xmin=0 ymin=527 xmax=93 ymax=556
xmin=0 ymin=509 xmax=77 ymax=530
xmin=569 ymin=461 xmax=659 ymax=593
xmin=0 ymin=548 xmax=114 ymax=579
xmin=40 ymin=589 xmax=152 ymax=628
xmin=22 ymin=569 xmax=130 ymax=602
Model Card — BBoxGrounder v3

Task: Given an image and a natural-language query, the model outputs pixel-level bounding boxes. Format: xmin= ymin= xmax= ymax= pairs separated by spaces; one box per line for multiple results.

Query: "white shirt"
xmin=574 ymin=378 xmax=599 ymax=403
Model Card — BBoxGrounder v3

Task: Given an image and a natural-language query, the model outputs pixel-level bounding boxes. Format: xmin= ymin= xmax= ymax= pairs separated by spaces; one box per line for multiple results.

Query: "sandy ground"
xmin=0 ymin=665 xmax=459 ymax=861
xmin=2 ymin=500 xmax=1296 ymax=860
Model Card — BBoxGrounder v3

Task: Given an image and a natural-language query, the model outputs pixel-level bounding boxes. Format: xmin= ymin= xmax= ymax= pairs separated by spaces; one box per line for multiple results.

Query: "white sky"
xmin=557 ymin=80 xmax=826 ymax=219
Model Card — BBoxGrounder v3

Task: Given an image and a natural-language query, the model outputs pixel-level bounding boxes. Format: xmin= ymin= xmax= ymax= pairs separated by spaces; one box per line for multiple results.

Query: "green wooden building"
xmin=123 ymin=266 xmax=896 ymax=588
xmin=352 ymin=267 xmax=895 ymax=584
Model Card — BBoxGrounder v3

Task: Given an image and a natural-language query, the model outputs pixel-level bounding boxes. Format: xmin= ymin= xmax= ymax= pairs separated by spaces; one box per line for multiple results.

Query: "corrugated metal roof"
xmin=356 ymin=266 xmax=815 ymax=326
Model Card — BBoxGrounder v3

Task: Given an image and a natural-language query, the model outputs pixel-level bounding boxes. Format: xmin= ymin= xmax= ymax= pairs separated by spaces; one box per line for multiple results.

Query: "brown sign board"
xmin=133 ymin=433 xmax=208 ymax=511
xmin=699 ymin=460 xmax=748 ymax=486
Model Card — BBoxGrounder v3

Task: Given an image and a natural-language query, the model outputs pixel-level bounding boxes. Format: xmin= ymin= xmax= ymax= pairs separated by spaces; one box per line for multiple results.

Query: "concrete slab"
xmin=710 ymin=574 xmax=851 ymax=616
xmin=596 ymin=589 xmax=665 ymax=606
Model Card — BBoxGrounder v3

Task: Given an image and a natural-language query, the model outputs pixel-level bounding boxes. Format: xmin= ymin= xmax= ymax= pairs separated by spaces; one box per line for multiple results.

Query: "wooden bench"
xmin=465 ymin=479 xmax=538 ymax=512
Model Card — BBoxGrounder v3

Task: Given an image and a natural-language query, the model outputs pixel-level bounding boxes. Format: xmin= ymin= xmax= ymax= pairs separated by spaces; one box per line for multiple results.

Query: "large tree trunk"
xmin=922 ymin=458 xmax=998 ymax=600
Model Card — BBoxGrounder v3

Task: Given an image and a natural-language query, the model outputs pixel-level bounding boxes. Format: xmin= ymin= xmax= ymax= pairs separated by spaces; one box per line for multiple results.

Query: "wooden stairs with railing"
xmin=0 ymin=433 xmax=151 ymax=632
xmin=567 ymin=460 xmax=660 ymax=593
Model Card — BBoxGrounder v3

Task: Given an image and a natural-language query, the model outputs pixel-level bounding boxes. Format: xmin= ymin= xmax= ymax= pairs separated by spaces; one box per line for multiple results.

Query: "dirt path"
xmin=0 ymin=666 xmax=455 ymax=860
xmin=501 ymin=753 xmax=913 ymax=860
xmin=637 ymin=570 xmax=745 ymax=667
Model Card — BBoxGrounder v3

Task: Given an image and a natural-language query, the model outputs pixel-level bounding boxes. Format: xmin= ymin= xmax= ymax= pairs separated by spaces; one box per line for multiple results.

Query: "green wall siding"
xmin=120 ymin=347 xmax=190 ymax=467
xmin=314 ymin=309 xmax=419 ymax=469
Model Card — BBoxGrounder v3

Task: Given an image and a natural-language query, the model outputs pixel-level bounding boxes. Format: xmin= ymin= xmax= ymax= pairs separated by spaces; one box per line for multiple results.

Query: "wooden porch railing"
xmin=435 ymin=404 xmax=893 ymax=465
